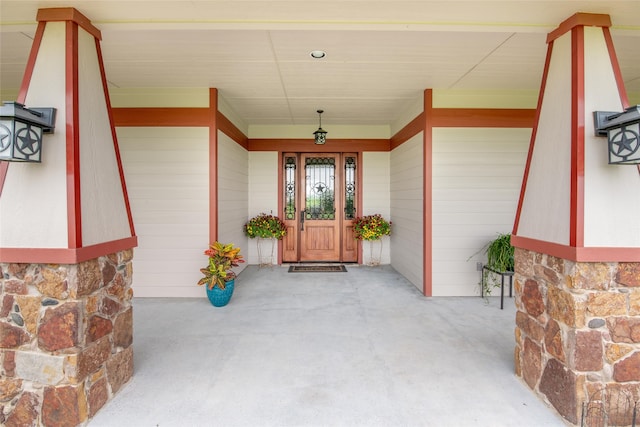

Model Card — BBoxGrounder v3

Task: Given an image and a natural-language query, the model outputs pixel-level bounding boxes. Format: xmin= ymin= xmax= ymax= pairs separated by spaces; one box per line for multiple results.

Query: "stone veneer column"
xmin=514 ymin=247 xmax=640 ymax=425
xmin=0 ymin=250 xmax=134 ymax=426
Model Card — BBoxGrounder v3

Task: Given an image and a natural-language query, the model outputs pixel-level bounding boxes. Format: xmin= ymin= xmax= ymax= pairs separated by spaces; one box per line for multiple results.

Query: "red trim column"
xmin=423 ymin=89 xmax=433 ymax=297
xmin=65 ymin=20 xmax=82 ymax=248
xmin=209 ymin=88 xmax=219 ymax=243
xmin=513 ymin=13 xmax=640 ymax=425
xmin=570 ymin=25 xmax=585 ymax=248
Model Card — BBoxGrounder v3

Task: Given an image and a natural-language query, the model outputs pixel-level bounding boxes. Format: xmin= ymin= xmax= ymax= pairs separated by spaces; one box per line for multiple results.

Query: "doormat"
xmin=288 ymin=265 xmax=347 ymax=273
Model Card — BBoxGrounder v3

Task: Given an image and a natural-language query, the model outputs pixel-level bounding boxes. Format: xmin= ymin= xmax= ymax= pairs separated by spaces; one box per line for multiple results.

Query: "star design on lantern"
xmin=15 ymin=125 xmax=41 ymax=156
xmin=0 ymin=124 xmax=11 ymax=151
xmin=610 ymin=128 xmax=639 ymax=157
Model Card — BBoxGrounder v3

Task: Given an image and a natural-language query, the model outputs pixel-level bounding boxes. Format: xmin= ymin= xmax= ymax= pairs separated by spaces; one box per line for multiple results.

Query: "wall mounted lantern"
xmin=0 ymin=101 xmax=56 ymax=163
xmin=593 ymin=105 xmax=640 ymax=165
xmin=313 ymin=109 xmax=327 ymax=145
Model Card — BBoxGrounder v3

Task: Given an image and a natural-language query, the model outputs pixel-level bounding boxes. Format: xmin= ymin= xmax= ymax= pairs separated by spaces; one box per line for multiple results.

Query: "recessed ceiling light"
xmin=310 ymin=50 xmax=326 ymax=59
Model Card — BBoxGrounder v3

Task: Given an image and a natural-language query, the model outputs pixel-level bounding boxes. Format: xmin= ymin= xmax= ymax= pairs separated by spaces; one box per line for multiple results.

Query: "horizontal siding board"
xmin=119 ymin=127 xmax=209 ymax=296
xmin=434 ymin=189 xmax=519 ymax=201
xmin=217 ymin=132 xmax=249 ymax=273
xmin=247 ymin=152 xmax=278 ymax=264
xmin=362 ymin=152 xmax=391 ymax=263
xmin=122 ymin=187 xmax=206 ymax=200
xmin=134 ymin=223 xmax=206 ymax=234
xmin=133 ymin=235 xmax=208 ymax=249
xmin=433 ymin=164 xmax=527 ymax=176
xmin=121 ymin=164 xmax=208 ymax=174
xmin=433 ymin=140 xmax=529 ymax=153
xmin=432 ymin=128 xmax=528 ymax=296
xmin=133 ymin=286 xmax=204 ymax=298
xmin=432 ymin=212 xmax=516 ymax=224
xmin=433 ymin=176 xmax=525 ymax=188
xmin=433 ymin=200 xmax=516 ymax=212
xmin=390 ymin=134 xmax=423 ymax=292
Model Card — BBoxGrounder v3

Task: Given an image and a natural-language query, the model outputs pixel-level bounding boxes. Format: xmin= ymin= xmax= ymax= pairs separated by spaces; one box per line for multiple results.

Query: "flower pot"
xmin=256 ymin=237 xmax=276 ymax=267
xmin=365 ymin=239 xmax=383 ymax=266
xmin=205 ymin=279 xmax=235 ymax=307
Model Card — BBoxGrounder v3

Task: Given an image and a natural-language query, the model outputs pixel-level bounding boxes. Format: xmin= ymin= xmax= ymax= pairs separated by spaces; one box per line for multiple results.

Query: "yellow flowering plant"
xmin=353 ymin=214 xmax=391 ymax=241
xmin=244 ymin=213 xmax=287 ymax=240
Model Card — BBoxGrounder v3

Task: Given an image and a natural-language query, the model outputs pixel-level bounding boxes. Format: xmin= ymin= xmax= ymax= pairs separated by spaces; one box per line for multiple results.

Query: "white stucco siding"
xmin=78 ymin=28 xmax=132 ymax=246
xmin=432 ymin=128 xmax=530 ymax=296
xmin=1 ymin=23 xmax=68 ymax=248
xmin=583 ymin=27 xmax=640 ymax=247
xmin=516 ymin=33 xmax=572 ymax=245
xmin=118 ymin=127 xmax=209 ymax=297
xmin=217 ymin=131 xmax=249 ymax=273
xmin=362 ymin=152 xmax=391 ymax=264
xmin=390 ymin=133 xmax=424 ymax=292
xmin=246 ymin=152 xmax=278 ymax=264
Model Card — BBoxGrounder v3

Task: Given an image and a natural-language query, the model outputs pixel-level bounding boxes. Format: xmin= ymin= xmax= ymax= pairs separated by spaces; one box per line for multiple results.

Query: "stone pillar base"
xmin=1 ymin=250 xmax=134 ymax=426
xmin=514 ymin=248 xmax=640 ymax=425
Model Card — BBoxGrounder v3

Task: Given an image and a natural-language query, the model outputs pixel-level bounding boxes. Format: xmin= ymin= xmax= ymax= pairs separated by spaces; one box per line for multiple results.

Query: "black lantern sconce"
xmin=313 ymin=109 xmax=327 ymax=145
xmin=0 ymin=101 xmax=56 ymax=163
xmin=593 ymin=105 xmax=640 ymax=165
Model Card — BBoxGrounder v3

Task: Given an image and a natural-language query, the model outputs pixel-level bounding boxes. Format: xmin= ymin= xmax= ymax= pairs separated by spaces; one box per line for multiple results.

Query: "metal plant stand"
xmin=481 ymin=265 xmax=514 ymax=309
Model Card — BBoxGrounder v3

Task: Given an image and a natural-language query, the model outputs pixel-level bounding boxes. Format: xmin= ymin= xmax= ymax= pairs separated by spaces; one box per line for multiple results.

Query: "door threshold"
xmin=283 ymin=262 xmax=359 ymax=266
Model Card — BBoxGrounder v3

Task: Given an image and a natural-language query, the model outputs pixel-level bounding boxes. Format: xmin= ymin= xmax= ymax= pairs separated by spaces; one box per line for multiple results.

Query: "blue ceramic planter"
xmin=205 ymin=279 xmax=234 ymax=307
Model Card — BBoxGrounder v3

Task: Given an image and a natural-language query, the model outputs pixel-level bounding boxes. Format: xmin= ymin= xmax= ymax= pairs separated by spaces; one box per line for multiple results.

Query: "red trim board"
xmin=511 ymin=236 xmax=640 ymax=263
xmin=0 ymin=237 xmax=138 ymax=264
xmin=570 ymin=25 xmax=585 ymax=248
xmin=209 ymin=88 xmax=219 ymax=243
xmin=65 ymin=20 xmax=82 ymax=249
xmin=37 ymin=8 xmax=102 ymax=40
xmin=546 ymin=13 xmax=611 ymax=43
xmin=423 ymin=89 xmax=433 ymax=297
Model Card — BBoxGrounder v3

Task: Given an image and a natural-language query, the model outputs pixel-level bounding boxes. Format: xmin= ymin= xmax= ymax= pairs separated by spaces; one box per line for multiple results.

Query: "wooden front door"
xmin=282 ymin=153 xmax=358 ymax=262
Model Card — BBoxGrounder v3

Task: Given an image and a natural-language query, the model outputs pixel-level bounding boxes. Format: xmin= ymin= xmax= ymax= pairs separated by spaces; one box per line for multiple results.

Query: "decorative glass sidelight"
xmin=285 ymin=157 xmax=296 ymax=220
xmin=344 ymin=156 xmax=356 ymax=219
xmin=305 ymin=157 xmax=335 ymax=220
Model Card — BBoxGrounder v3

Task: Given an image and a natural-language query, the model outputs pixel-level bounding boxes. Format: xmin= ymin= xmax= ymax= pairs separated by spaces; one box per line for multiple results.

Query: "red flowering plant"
xmin=198 ymin=242 xmax=245 ymax=290
xmin=353 ymin=214 xmax=391 ymax=241
xmin=244 ymin=213 xmax=287 ymax=240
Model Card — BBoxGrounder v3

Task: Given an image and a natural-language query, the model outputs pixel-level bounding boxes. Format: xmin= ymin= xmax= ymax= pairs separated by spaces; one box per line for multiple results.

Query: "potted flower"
xmin=478 ymin=232 xmax=514 ymax=297
xmin=244 ymin=213 xmax=287 ymax=266
xmin=244 ymin=213 xmax=287 ymax=239
xmin=353 ymin=214 xmax=391 ymax=265
xmin=198 ymin=242 xmax=245 ymax=306
xmin=353 ymin=214 xmax=391 ymax=241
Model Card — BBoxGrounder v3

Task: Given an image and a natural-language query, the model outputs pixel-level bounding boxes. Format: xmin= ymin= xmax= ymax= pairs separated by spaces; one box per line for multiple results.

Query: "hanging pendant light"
xmin=313 ymin=109 xmax=327 ymax=145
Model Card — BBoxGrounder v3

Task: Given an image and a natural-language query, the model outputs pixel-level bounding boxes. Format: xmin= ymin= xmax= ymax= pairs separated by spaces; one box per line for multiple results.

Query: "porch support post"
xmin=0 ymin=7 xmax=136 ymax=425
xmin=209 ymin=88 xmax=219 ymax=243
xmin=511 ymin=13 xmax=640 ymax=425
xmin=423 ymin=89 xmax=433 ymax=297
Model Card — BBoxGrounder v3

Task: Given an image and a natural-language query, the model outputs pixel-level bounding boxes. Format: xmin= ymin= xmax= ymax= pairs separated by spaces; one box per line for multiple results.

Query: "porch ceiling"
xmin=1 ymin=1 xmax=639 ymax=127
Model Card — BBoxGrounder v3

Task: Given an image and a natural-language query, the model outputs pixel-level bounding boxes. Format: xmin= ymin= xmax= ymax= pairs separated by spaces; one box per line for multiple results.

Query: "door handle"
xmin=300 ymin=210 xmax=305 ymax=231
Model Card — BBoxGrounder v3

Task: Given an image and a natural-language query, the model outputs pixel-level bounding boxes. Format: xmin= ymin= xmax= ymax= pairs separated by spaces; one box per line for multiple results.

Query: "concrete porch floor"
xmin=89 ymin=265 xmax=565 ymax=426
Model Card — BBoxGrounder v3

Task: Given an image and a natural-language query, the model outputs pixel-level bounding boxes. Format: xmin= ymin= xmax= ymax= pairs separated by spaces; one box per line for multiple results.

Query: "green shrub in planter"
xmin=486 ymin=233 xmax=514 ymax=273
xmin=479 ymin=233 xmax=514 ymax=296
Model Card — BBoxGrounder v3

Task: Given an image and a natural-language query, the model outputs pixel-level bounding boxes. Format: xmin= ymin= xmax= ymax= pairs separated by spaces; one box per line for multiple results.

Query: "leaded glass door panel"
xmin=281 ymin=153 xmax=358 ymax=263
xmin=300 ymin=154 xmax=341 ymax=261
